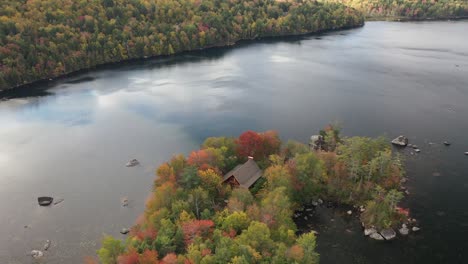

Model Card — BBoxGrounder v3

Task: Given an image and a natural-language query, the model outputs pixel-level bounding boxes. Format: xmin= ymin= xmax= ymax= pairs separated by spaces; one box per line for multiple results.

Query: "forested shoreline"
xmin=0 ymin=0 xmax=364 ymax=91
xmin=324 ymin=0 xmax=468 ymax=20
xmin=94 ymin=127 xmax=411 ymax=263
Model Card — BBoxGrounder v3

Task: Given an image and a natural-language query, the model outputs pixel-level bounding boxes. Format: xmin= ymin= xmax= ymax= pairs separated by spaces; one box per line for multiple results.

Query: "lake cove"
xmin=0 ymin=21 xmax=468 ymax=263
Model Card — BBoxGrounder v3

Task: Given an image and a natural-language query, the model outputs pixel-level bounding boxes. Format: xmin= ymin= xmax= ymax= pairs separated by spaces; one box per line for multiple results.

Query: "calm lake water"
xmin=1 ymin=21 xmax=468 ymax=263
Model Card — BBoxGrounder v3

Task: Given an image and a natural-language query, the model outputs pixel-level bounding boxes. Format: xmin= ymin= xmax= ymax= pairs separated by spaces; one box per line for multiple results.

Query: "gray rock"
xmin=465 ymin=152 xmax=468 ymax=156
xmin=312 ymin=201 xmax=318 ymax=207
xmin=120 ymin=228 xmax=130 ymax=235
xmin=412 ymin=226 xmax=421 ymax=232
xmin=391 ymin=136 xmax=408 ymax=147
xmin=38 ymin=196 xmax=53 ymax=206
xmin=43 ymin=240 xmax=51 ymax=251
xmin=380 ymin=228 xmax=396 ymax=240
xmin=364 ymin=227 xmax=377 ymax=236
xmin=304 ymin=216 xmax=308 ymax=220
xmin=443 ymin=141 xmax=451 ymax=146
xmin=347 ymin=210 xmax=352 ymax=215
xmin=399 ymin=227 xmax=409 ymax=235
xmin=126 ymin=159 xmax=140 ymax=167
xmin=31 ymin=250 xmax=43 ymax=259
xmin=369 ymin=232 xmax=385 ymax=240
xmin=415 ymin=149 xmax=421 ymax=153
xmin=317 ymin=199 xmax=324 ymax=204
xmin=121 ymin=197 xmax=129 ymax=207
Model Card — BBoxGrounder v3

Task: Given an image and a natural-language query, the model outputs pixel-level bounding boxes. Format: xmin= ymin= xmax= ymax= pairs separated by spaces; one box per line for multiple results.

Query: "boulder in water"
xmin=399 ymin=226 xmax=409 ymax=235
xmin=391 ymin=136 xmax=408 ymax=147
xmin=120 ymin=228 xmax=130 ymax=235
xmin=412 ymin=226 xmax=421 ymax=232
xmin=364 ymin=227 xmax=377 ymax=236
xmin=43 ymin=240 xmax=51 ymax=251
xmin=369 ymin=232 xmax=384 ymax=240
xmin=38 ymin=197 xmax=53 ymax=206
xmin=121 ymin=197 xmax=129 ymax=207
xmin=126 ymin=159 xmax=140 ymax=167
xmin=31 ymin=250 xmax=43 ymax=259
xmin=443 ymin=141 xmax=451 ymax=146
xmin=380 ymin=228 xmax=396 ymax=240
xmin=347 ymin=210 xmax=352 ymax=215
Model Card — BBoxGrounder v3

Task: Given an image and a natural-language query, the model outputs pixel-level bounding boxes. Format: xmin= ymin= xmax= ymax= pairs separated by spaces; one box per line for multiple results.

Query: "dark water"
xmin=1 ymin=21 xmax=468 ymax=263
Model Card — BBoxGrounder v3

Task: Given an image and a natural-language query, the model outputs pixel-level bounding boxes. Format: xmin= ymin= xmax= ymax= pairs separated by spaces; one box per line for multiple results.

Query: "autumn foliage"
xmin=99 ymin=127 xmax=406 ymax=264
xmin=236 ymin=130 xmax=281 ymax=162
xmin=181 ymin=220 xmax=215 ymax=246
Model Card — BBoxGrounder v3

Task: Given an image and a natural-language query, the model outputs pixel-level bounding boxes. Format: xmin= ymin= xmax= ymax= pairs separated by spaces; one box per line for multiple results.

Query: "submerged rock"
xmin=399 ymin=226 xmax=409 ymax=235
xmin=126 ymin=159 xmax=140 ymax=167
xmin=53 ymin=198 xmax=64 ymax=205
xmin=43 ymin=240 xmax=51 ymax=251
xmin=121 ymin=197 xmax=129 ymax=207
xmin=31 ymin=250 xmax=43 ymax=259
xmin=380 ymin=228 xmax=396 ymax=240
xmin=369 ymin=232 xmax=384 ymax=240
xmin=391 ymin=136 xmax=408 ymax=147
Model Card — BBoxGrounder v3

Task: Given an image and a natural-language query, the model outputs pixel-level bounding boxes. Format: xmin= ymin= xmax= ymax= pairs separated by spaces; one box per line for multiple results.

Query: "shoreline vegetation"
xmin=323 ymin=0 xmax=468 ymax=20
xmin=0 ymin=0 xmax=364 ymax=92
xmin=94 ymin=126 xmax=413 ymax=264
xmin=1 ymin=1 xmax=467 ymax=93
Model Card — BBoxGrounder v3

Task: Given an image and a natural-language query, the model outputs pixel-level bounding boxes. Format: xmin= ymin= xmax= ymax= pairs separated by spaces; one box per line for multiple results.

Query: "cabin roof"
xmin=223 ymin=158 xmax=262 ymax=188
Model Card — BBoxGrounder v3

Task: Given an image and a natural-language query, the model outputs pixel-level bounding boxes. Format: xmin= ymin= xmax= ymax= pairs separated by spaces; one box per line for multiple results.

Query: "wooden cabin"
xmin=223 ymin=157 xmax=262 ymax=189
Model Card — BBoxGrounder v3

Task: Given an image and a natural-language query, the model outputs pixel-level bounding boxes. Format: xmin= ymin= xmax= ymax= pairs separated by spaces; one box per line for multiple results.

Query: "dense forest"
xmin=324 ymin=0 xmax=468 ymax=19
xmin=0 ymin=0 xmax=364 ymax=91
xmin=94 ymin=127 xmax=409 ymax=264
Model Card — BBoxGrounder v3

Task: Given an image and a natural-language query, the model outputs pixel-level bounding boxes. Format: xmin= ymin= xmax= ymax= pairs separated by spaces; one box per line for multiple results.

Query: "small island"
xmin=97 ymin=126 xmax=415 ymax=263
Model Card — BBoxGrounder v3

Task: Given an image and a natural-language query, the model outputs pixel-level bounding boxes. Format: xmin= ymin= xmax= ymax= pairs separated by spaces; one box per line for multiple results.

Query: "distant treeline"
xmin=0 ymin=0 xmax=363 ymax=91
xmin=323 ymin=0 xmax=468 ymax=19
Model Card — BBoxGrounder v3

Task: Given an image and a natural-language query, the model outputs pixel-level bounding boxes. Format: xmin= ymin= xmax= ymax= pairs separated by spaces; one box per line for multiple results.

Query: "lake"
xmin=1 ymin=21 xmax=467 ymax=263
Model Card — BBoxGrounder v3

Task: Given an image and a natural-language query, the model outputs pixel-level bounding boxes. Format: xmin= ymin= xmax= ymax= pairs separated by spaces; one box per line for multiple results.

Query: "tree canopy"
xmin=323 ymin=0 xmax=468 ymax=19
xmin=98 ymin=127 xmax=408 ymax=263
xmin=0 ymin=0 xmax=364 ymax=91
